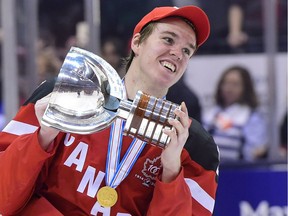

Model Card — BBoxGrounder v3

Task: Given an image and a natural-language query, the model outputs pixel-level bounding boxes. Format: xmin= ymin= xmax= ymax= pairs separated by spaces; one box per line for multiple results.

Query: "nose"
xmin=170 ymin=47 xmax=182 ymax=61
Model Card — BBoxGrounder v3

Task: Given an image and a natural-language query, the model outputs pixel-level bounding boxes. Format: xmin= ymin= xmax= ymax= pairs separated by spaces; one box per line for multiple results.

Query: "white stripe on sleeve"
xmin=2 ymin=120 xmax=38 ymax=135
xmin=185 ymin=178 xmax=215 ymax=213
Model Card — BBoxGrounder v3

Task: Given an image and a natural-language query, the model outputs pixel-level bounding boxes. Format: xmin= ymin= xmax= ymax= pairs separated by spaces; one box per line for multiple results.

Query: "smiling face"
xmin=128 ymin=17 xmax=197 ymax=97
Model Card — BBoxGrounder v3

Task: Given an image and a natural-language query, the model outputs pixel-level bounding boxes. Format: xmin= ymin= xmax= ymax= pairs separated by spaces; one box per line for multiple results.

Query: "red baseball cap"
xmin=133 ymin=6 xmax=210 ymax=47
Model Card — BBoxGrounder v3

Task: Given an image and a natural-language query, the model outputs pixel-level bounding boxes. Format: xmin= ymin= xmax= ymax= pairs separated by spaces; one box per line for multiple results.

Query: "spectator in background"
xmin=188 ymin=0 xmax=230 ymax=54
xmin=202 ymin=65 xmax=268 ymax=163
xmin=227 ymin=0 xmax=287 ymax=53
xmin=36 ymin=29 xmax=62 ymax=84
xmin=226 ymin=3 xmax=248 ymax=49
xmin=166 ymin=76 xmax=202 ymax=122
xmin=226 ymin=0 xmax=264 ymax=53
xmin=101 ymin=36 xmax=126 ymax=78
xmin=36 ymin=47 xmax=62 ymax=84
xmin=173 ymin=0 xmax=287 ymax=53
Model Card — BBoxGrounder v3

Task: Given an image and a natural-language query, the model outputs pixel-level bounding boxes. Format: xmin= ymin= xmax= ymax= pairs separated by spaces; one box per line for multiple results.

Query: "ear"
xmin=131 ymin=33 xmax=141 ymax=55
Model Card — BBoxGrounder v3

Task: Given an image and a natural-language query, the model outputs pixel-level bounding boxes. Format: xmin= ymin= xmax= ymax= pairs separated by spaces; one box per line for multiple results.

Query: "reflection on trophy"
xmin=42 ymin=47 xmax=180 ymax=149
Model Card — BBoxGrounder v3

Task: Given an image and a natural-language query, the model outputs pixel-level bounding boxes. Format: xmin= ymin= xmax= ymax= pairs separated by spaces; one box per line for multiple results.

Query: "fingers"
xmin=160 ymin=102 xmax=190 ymax=179
xmin=174 ymin=102 xmax=190 ymax=128
xmin=35 ymin=94 xmax=60 ymax=149
xmin=36 ymin=93 xmax=52 ymax=105
xmin=169 ymin=102 xmax=189 ymax=134
xmin=162 ymin=102 xmax=190 ymax=148
xmin=35 ymin=93 xmax=51 ymax=111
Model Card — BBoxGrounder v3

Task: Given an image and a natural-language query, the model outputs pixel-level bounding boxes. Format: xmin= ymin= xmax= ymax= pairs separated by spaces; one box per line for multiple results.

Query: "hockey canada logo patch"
xmin=135 ymin=156 xmax=162 ymax=187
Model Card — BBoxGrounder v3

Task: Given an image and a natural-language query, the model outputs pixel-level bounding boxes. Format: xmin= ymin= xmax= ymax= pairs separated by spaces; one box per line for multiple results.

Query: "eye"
xmin=183 ymin=48 xmax=191 ymax=56
xmin=163 ymin=37 xmax=174 ymax=44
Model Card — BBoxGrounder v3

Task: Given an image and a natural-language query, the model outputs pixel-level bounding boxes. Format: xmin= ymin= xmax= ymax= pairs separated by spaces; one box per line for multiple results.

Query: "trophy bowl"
xmin=41 ymin=47 xmax=125 ymax=134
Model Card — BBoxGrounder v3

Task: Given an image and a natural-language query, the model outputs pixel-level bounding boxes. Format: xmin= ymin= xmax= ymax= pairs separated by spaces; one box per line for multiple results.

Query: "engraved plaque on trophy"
xmin=42 ymin=47 xmax=180 ymax=148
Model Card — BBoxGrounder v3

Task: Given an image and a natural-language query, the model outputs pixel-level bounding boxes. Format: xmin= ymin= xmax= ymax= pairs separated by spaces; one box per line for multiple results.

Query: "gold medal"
xmin=97 ymin=186 xmax=118 ymax=207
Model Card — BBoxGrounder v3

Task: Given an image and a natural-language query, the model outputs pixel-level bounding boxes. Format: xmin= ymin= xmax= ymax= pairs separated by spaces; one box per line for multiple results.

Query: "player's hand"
xmin=161 ymin=102 xmax=190 ymax=183
xmin=35 ymin=93 xmax=60 ymax=150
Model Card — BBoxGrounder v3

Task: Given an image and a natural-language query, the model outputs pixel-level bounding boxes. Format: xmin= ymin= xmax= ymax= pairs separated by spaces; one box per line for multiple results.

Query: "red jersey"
xmin=0 ymin=79 xmax=219 ymax=216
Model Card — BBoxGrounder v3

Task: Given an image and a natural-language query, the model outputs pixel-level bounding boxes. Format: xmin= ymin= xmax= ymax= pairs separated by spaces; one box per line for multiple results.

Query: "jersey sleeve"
xmin=0 ymin=79 xmax=60 ymax=215
xmin=147 ymin=119 xmax=219 ymax=215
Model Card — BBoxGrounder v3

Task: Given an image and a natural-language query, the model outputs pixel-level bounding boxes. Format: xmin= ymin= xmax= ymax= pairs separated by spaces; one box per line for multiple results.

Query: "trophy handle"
xmin=117 ymin=91 xmax=180 ymax=149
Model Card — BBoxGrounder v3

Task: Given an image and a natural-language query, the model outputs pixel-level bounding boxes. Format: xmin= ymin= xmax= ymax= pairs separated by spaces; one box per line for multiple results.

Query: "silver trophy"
xmin=42 ymin=47 xmax=180 ymax=148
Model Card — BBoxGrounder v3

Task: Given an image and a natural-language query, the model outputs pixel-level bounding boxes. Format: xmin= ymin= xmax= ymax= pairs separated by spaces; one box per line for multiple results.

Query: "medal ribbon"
xmin=106 ymin=118 xmax=146 ymax=189
xmin=105 ymin=78 xmax=146 ymax=188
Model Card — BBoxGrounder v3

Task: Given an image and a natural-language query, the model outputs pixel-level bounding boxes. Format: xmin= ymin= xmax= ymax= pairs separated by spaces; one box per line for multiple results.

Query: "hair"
xmin=124 ymin=22 xmax=157 ymax=72
xmin=124 ymin=16 xmax=197 ymax=72
xmin=215 ymin=65 xmax=259 ymax=109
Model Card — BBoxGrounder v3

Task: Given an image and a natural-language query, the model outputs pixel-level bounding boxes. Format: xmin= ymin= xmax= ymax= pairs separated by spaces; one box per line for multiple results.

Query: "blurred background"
xmin=0 ymin=0 xmax=287 ymax=215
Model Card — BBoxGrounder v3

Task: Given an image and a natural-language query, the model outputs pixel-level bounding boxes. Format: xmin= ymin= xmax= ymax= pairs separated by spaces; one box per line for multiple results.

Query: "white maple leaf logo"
xmin=141 ymin=156 xmax=162 ymax=179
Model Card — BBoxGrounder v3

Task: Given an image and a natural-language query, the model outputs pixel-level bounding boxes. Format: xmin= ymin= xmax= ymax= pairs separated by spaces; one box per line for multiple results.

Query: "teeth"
xmin=162 ymin=61 xmax=176 ymax=72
